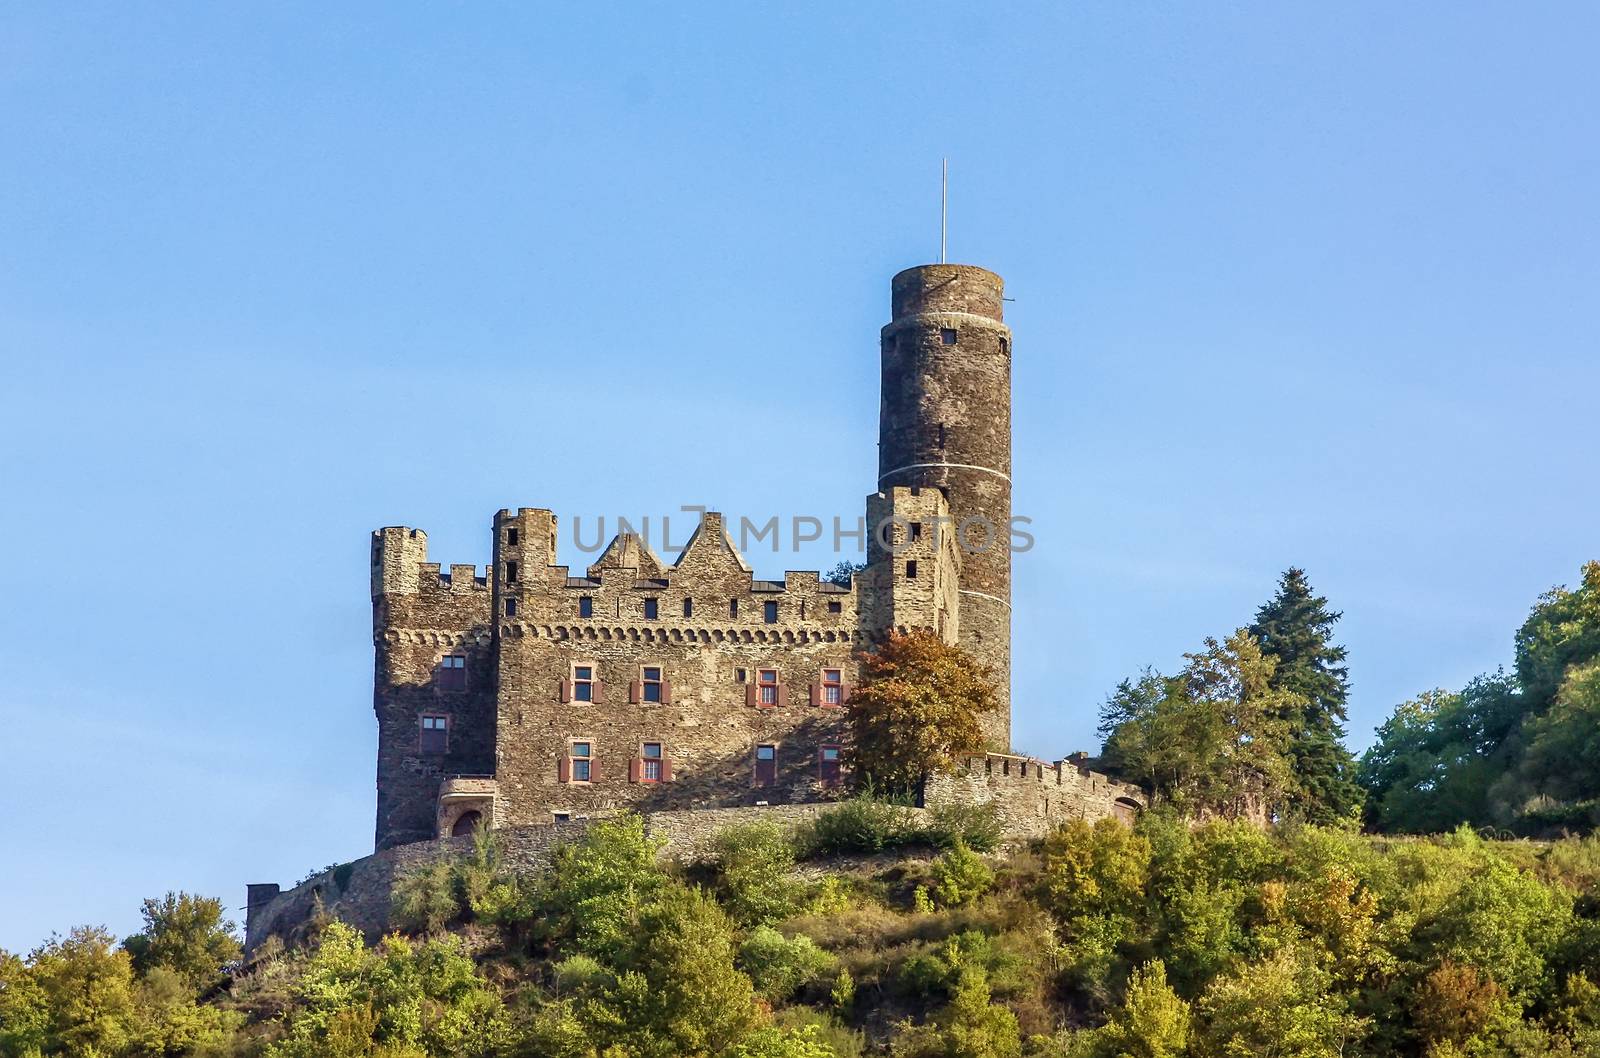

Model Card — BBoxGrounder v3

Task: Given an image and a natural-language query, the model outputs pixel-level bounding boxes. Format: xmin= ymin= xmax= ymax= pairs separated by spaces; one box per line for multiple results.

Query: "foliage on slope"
xmin=6 ymin=808 xmax=1600 ymax=1058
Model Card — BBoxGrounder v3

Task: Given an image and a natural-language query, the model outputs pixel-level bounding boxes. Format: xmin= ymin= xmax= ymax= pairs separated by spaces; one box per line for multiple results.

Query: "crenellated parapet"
xmin=923 ymin=752 xmax=1147 ymax=840
xmin=489 ymin=509 xmax=863 ymax=632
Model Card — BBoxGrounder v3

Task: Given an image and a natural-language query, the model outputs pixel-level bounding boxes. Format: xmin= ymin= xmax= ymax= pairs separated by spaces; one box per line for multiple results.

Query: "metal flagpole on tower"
xmin=940 ymin=158 xmax=948 ymax=264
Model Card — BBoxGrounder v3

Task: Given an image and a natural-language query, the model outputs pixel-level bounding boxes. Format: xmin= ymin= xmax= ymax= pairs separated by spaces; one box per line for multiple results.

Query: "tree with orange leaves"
xmin=845 ymin=629 xmax=1000 ymax=796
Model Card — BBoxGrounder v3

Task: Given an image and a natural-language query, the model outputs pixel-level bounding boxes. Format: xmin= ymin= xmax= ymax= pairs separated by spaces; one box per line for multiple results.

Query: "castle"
xmin=370 ymin=264 xmax=1017 ymax=850
xmin=245 ymin=262 xmax=1147 ymax=950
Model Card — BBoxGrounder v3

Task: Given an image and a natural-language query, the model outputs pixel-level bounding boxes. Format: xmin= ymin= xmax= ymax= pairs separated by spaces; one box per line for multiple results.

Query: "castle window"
xmin=819 ymin=744 xmax=842 ymax=785
xmin=754 ymin=744 xmax=777 ymax=786
xmin=938 ymin=422 xmax=947 ymax=448
xmin=637 ymin=742 xmax=665 ymax=783
xmin=572 ymin=665 xmax=595 ymax=703
xmin=506 ymin=527 xmax=519 ymax=546
xmin=505 ymin=561 xmax=518 ymax=583
xmin=564 ymin=741 xmax=593 ymax=783
xmin=419 ymin=714 xmax=449 ymax=753
xmin=683 ymin=597 xmax=693 ymax=618
xmin=1000 ymin=337 xmax=1009 ymax=355
xmin=821 ymin=668 xmax=844 ymax=706
xmin=905 ymin=560 xmax=918 ymax=579
xmin=644 ymin=597 xmax=659 ymax=620
xmin=729 ymin=598 xmax=739 ymax=618
xmin=827 ymin=600 xmax=842 ymax=614
xmin=735 ymin=668 xmax=747 ymax=683
xmin=505 ymin=598 xmax=517 ymax=617
xmin=940 ymin=328 xmax=957 ymax=345
xmin=437 ymin=655 xmax=467 ymax=692
xmin=763 ymin=600 xmax=778 ymax=623
xmin=758 ymin=669 xmax=779 ymax=706
xmin=579 ymin=595 xmax=593 ymax=618
xmin=638 ymin=666 xmax=664 ymax=704
xmin=910 ymin=522 xmax=922 ymax=542
xmin=553 ymin=811 xmax=571 ymax=823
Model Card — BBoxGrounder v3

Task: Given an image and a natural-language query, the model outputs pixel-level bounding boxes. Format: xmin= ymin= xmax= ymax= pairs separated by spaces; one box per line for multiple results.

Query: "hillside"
xmin=5 ymin=799 xmax=1600 ymax=1058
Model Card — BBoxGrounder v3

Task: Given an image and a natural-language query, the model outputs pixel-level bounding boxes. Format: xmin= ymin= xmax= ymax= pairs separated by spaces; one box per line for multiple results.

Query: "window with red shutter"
xmin=641 ymin=666 xmax=663 ymax=703
xmin=757 ymin=669 xmax=779 ymax=707
xmin=640 ymin=742 xmax=663 ymax=782
xmin=821 ymin=668 xmax=843 ymax=706
xmin=572 ymin=666 xmax=595 ymax=702
xmin=569 ymin=742 xmax=593 ymax=782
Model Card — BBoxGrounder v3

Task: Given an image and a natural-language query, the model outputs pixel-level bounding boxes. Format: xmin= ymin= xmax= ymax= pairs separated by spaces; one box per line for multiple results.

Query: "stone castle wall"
xmin=926 ymin=752 xmax=1147 ymax=840
xmin=371 ymin=489 xmax=964 ymax=850
xmin=246 ymin=765 xmax=1145 ymax=955
xmin=245 ymin=803 xmax=835 ymax=954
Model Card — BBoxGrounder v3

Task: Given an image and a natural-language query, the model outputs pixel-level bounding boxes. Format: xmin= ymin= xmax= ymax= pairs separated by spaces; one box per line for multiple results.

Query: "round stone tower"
xmin=879 ymin=264 xmax=1012 ymax=748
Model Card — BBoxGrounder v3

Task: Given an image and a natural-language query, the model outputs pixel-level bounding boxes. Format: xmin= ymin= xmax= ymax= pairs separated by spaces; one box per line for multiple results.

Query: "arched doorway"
xmin=450 ymin=810 xmax=482 ymax=837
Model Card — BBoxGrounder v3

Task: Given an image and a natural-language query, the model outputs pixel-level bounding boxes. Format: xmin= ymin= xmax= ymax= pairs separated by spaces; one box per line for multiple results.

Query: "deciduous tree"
xmin=846 ymin=630 xmax=999 ymax=795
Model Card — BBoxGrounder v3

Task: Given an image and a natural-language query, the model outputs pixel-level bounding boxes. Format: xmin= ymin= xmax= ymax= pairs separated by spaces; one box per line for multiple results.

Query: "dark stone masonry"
xmin=246 ymin=263 xmax=1145 ymax=952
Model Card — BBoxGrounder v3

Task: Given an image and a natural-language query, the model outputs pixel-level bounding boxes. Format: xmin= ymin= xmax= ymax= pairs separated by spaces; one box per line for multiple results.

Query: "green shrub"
xmin=774 ymin=1006 xmax=867 ymax=1057
xmin=1083 ymin=960 xmax=1191 ymax=1058
xmin=730 ymin=1023 xmax=839 ymax=1058
xmin=390 ymin=859 xmax=462 ymax=934
xmin=456 ymin=827 xmax=536 ymax=926
xmin=897 ymin=930 xmax=1032 ymax=1001
xmin=546 ymin=814 xmax=667 ymax=959
xmin=738 ymin=926 xmax=836 ymax=1001
xmin=830 ymin=968 xmax=856 ymax=1013
xmin=931 ymin=840 xmax=994 ymax=908
xmin=802 ymin=794 xmax=921 ymax=856
xmin=551 ymin=953 xmax=609 ymax=996
xmin=924 ymin=802 xmax=1004 ymax=852
xmin=892 ymin=968 xmax=1022 ymax=1058
xmin=714 ymin=822 xmax=805 ymax=926
xmin=806 ymin=875 xmax=855 ymax=916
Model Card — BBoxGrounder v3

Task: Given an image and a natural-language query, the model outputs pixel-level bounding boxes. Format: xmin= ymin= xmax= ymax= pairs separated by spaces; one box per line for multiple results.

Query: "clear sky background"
xmin=2 ymin=3 xmax=1596 ymax=952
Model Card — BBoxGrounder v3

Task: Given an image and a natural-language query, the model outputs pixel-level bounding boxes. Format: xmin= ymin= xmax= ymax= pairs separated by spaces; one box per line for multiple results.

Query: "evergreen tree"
xmin=1249 ymin=568 xmax=1364 ymax=824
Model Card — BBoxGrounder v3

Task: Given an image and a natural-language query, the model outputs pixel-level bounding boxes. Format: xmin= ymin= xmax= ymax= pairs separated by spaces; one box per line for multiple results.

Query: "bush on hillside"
xmin=713 ymin=821 xmax=805 ymax=926
xmin=800 ymin=794 xmax=923 ymax=856
xmin=924 ymin=802 xmax=1005 ymax=852
xmin=930 ymin=839 xmax=994 ymax=908
xmin=738 ymin=926 xmax=837 ymax=1002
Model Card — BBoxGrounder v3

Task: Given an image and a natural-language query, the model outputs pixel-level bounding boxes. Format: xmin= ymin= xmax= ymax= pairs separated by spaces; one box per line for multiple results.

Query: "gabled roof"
xmin=672 ymin=512 xmax=752 ymax=575
xmin=586 ymin=531 xmax=666 ymax=578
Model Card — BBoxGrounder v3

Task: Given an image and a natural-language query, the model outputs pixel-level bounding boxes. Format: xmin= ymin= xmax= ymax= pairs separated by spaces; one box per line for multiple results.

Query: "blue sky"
xmin=2 ymin=3 xmax=1596 ymax=951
